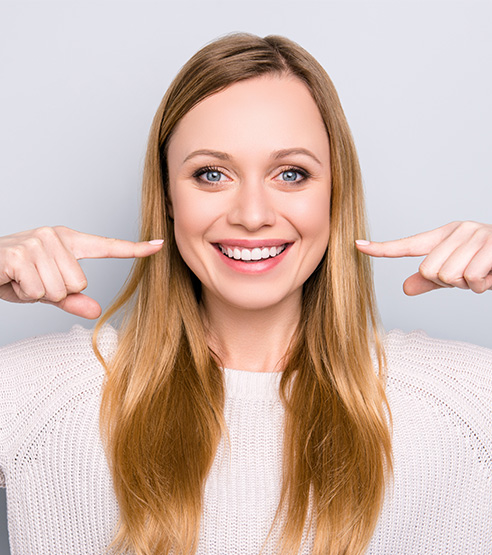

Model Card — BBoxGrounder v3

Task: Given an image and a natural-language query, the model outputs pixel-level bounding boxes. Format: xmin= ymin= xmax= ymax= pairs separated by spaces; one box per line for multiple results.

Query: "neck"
xmin=200 ymin=293 xmax=301 ymax=373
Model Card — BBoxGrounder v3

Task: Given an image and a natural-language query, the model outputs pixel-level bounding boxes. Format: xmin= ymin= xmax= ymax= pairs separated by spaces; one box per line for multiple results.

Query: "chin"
xmin=217 ymin=287 xmax=298 ymax=313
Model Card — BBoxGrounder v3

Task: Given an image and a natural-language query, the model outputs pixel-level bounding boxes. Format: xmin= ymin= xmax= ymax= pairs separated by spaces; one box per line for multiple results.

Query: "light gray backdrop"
xmin=1 ymin=1 xmax=491 ymax=553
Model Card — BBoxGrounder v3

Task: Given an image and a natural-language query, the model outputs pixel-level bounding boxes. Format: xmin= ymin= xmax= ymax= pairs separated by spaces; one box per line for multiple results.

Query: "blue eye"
xmin=279 ymin=168 xmax=308 ymax=183
xmin=281 ymin=170 xmax=300 ymax=182
xmin=193 ymin=166 xmax=226 ymax=183
xmin=205 ymin=170 xmax=222 ymax=182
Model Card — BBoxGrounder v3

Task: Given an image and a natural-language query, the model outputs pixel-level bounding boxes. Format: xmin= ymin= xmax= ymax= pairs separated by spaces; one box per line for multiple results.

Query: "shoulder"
xmin=383 ymin=328 xmax=492 ymax=394
xmin=0 ymin=324 xmax=118 ymax=443
xmin=374 ymin=330 xmax=492 ymax=548
xmin=383 ymin=329 xmax=492 ymax=474
xmin=0 ymin=323 xmax=118 ymax=375
xmin=0 ymin=324 xmax=118 ymax=485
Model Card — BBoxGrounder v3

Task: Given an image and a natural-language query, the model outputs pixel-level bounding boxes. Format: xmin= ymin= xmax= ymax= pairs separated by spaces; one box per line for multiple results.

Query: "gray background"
xmin=1 ymin=1 xmax=491 ymax=552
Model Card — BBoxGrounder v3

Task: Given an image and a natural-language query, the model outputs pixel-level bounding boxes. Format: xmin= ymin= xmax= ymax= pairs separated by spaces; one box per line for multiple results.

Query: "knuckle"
xmin=24 ymin=236 xmax=44 ymax=251
xmin=437 ymin=270 xmax=452 ymax=283
xmin=67 ymin=278 xmax=88 ymax=292
xmin=457 ymin=220 xmax=479 ymax=234
xmin=446 ymin=221 xmax=463 ymax=233
xmin=52 ymin=225 xmax=69 ymax=235
xmin=471 ymin=226 xmax=490 ymax=242
xmin=16 ymin=293 xmax=32 ymax=302
xmin=13 ymin=288 xmax=30 ymax=301
xmin=4 ymin=245 xmax=30 ymax=273
xmin=77 ymin=277 xmax=88 ymax=290
xmin=418 ymin=261 xmax=436 ymax=280
xmin=32 ymin=291 xmax=46 ymax=302
xmin=438 ymin=271 xmax=460 ymax=286
xmin=52 ymin=225 xmax=72 ymax=244
xmin=18 ymin=292 xmax=37 ymax=303
xmin=468 ymin=278 xmax=487 ymax=293
xmin=33 ymin=226 xmax=57 ymax=241
xmin=6 ymin=244 xmax=27 ymax=262
xmin=464 ymin=271 xmax=481 ymax=283
xmin=473 ymin=285 xmax=487 ymax=294
xmin=23 ymin=287 xmax=45 ymax=301
xmin=46 ymin=289 xmax=68 ymax=303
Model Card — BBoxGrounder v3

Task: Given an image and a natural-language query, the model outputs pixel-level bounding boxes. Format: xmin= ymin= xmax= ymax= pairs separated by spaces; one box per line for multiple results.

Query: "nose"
xmin=227 ymin=178 xmax=276 ymax=231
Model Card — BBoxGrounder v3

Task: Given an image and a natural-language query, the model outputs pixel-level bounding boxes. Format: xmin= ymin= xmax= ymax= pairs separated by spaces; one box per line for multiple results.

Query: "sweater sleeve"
xmin=0 ymin=324 xmax=117 ymax=487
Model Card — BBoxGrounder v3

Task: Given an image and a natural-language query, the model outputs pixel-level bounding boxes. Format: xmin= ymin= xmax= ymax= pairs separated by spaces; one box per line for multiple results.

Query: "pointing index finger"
xmin=61 ymin=230 xmax=164 ymax=260
xmin=355 ymin=222 xmax=459 ymax=258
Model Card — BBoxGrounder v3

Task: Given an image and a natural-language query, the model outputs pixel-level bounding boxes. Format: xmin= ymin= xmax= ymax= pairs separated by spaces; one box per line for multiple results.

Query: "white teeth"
xmin=219 ymin=243 xmax=287 ymax=262
xmin=251 ymin=248 xmax=262 ymax=260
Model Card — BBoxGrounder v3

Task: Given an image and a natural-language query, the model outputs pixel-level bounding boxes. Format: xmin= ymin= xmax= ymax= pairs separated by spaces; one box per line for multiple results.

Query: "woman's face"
xmin=166 ymin=74 xmax=331 ymax=313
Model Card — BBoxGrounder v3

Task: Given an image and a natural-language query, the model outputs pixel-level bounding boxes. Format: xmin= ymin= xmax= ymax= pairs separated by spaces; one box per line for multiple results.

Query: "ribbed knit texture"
xmin=0 ymin=325 xmax=491 ymax=554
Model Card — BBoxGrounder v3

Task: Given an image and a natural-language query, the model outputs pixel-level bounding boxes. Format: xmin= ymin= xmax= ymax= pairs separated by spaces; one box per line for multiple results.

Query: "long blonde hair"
xmin=93 ymin=33 xmax=392 ymax=555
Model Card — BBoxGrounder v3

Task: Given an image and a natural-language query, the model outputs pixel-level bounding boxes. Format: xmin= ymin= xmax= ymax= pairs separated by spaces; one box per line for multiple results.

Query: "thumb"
xmin=41 ymin=293 xmax=102 ymax=319
xmin=403 ymin=273 xmax=443 ymax=296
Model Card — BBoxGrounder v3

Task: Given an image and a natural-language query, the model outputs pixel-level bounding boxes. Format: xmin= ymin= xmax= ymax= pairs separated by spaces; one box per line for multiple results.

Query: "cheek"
xmin=288 ymin=190 xmax=331 ymax=247
xmin=170 ymin=188 xmax=223 ymax=254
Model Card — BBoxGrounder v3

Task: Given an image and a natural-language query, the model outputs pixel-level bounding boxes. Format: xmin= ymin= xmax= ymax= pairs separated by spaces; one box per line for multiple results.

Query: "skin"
xmin=0 ymin=226 xmax=163 ymax=319
xmin=356 ymin=221 xmax=492 ymax=295
xmin=0 ymin=79 xmax=491 ymax=369
xmin=166 ymin=75 xmax=332 ymax=371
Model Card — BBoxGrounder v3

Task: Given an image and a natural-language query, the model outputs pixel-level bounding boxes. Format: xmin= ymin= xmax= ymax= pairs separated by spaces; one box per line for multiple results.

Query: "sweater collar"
xmin=222 ymin=367 xmax=282 ymax=402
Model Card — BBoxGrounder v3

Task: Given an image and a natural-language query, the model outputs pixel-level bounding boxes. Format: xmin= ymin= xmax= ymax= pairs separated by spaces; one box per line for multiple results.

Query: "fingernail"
xmin=148 ymin=239 xmax=164 ymax=245
xmin=355 ymin=239 xmax=371 ymax=246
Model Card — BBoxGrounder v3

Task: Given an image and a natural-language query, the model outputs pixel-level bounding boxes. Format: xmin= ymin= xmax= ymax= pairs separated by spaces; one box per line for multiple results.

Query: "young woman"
xmin=0 ymin=33 xmax=491 ymax=555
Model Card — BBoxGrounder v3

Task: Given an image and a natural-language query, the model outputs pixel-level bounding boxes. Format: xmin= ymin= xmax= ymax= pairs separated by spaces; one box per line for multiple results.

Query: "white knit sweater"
xmin=0 ymin=325 xmax=491 ymax=554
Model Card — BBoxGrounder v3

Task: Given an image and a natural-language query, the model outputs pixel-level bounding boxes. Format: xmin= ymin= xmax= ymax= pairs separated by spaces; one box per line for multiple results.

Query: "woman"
xmin=0 ymin=33 xmax=491 ymax=555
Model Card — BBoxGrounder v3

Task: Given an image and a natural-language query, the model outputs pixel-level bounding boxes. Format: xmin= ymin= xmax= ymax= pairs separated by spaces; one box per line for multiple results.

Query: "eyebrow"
xmin=183 ymin=150 xmax=232 ymax=163
xmin=182 ymin=148 xmax=323 ymax=166
xmin=272 ymin=148 xmax=322 ymax=166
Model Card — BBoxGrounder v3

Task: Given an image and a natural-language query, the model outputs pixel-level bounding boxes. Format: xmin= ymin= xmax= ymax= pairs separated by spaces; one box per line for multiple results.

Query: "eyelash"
xmin=192 ymin=165 xmax=311 ymax=184
xmin=192 ymin=165 xmax=224 ymax=182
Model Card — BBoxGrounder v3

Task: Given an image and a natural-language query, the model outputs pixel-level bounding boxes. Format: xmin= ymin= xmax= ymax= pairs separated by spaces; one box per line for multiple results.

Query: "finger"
xmin=38 ymin=227 xmax=89 ymax=294
xmin=402 ymin=273 xmax=448 ymax=296
xmin=355 ymin=222 xmax=460 ymax=258
xmin=417 ymin=224 xmax=483 ymax=290
xmin=40 ymin=293 xmax=102 ymax=319
xmin=1 ymin=281 xmax=42 ymax=303
xmin=8 ymin=264 xmax=46 ymax=302
xmin=1 ymin=281 xmax=101 ymax=318
xmin=1 ymin=227 xmax=86 ymax=298
xmin=56 ymin=228 xmax=164 ymax=260
xmin=34 ymin=253 xmax=70 ymax=303
xmin=463 ymin=243 xmax=492 ymax=293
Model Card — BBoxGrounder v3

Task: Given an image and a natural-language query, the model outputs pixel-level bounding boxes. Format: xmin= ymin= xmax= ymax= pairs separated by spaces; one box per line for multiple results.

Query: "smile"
xmin=217 ymin=244 xmax=287 ymax=262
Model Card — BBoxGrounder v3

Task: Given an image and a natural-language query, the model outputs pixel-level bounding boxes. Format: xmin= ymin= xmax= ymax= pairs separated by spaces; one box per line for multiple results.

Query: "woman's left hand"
xmin=355 ymin=221 xmax=492 ymax=296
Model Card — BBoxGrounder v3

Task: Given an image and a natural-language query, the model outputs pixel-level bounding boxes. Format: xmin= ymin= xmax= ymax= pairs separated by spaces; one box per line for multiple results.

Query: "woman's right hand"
xmin=0 ymin=226 xmax=164 ymax=319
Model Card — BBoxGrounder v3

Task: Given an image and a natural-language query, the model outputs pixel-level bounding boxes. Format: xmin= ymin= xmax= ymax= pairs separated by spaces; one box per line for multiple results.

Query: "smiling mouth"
xmin=217 ymin=244 xmax=288 ymax=262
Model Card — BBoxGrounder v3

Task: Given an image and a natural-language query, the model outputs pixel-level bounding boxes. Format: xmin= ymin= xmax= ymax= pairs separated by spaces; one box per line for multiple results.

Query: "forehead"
xmin=167 ymin=75 xmax=330 ymax=163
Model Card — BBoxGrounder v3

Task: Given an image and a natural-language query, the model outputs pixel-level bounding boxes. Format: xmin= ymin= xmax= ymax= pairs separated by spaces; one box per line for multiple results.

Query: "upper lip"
xmin=214 ymin=239 xmax=291 ymax=248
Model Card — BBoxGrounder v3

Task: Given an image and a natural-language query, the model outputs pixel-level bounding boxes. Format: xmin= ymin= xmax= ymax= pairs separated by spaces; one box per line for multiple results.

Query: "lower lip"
xmin=214 ymin=244 xmax=291 ymax=274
